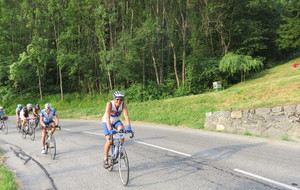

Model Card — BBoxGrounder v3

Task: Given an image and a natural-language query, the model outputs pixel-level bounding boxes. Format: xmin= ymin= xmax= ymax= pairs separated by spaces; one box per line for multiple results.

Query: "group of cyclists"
xmin=15 ymin=103 xmax=59 ymax=154
xmin=1 ymin=91 xmax=133 ymax=166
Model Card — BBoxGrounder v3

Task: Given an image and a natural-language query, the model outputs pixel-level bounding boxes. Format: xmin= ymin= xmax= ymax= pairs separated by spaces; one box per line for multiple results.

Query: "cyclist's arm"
xmin=32 ymin=109 xmax=37 ymax=116
xmin=20 ymin=111 xmax=24 ymax=118
xmin=105 ymin=102 xmax=113 ymax=130
xmin=40 ymin=116 xmax=46 ymax=127
xmin=54 ymin=115 xmax=59 ymax=126
xmin=123 ymin=103 xmax=131 ymax=126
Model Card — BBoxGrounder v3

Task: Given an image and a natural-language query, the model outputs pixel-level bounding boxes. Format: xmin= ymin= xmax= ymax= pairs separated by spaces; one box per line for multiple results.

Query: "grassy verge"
xmin=55 ymin=58 xmax=300 ymax=131
xmin=0 ymin=150 xmax=17 ymax=190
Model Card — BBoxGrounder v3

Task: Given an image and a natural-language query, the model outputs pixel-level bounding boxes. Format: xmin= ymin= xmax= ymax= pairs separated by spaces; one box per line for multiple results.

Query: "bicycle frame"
xmin=108 ymin=130 xmax=134 ymax=186
xmin=44 ymin=124 xmax=60 ymax=159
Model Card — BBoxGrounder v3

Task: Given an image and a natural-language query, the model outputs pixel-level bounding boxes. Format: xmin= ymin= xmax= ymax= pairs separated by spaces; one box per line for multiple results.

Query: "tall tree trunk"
xmin=37 ymin=66 xmax=43 ymax=100
xmin=175 ymin=2 xmax=188 ymax=86
xmin=102 ymin=40 xmax=113 ymax=91
xmin=181 ymin=11 xmax=188 ymax=86
xmin=52 ymin=16 xmax=64 ymax=101
xmin=150 ymin=48 xmax=160 ymax=85
xmin=170 ymin=41 xmax=180 ymax=88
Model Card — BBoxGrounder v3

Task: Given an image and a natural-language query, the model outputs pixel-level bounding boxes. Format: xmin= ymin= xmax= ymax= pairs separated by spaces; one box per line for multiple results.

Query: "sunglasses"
xmin=115 ymin=98 xmax=123 ymax=101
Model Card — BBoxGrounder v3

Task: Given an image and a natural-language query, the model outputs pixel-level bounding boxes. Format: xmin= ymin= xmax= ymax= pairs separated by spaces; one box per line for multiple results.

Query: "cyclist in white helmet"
xmin=102 ymin=90 xmax=133 ymax=169
xmin=20 ymin=103 xmax=33 ymax=131
xmin=15 ymin=104 xmax=23 ymax=127
xmin=40 ymin=103 xmax=59 ymax=154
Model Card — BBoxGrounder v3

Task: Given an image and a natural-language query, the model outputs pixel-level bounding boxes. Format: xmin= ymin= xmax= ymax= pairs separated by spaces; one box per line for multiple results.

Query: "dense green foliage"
xmin=39 ymin=58 xmax=300 ymax=132
xmin=0 ymin=0 xmax=299 ymax=109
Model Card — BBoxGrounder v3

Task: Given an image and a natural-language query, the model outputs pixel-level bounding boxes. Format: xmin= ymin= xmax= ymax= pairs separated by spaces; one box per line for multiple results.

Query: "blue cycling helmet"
xmin=17 ymin=104 xmax=23 ymax=108
xmin=27 ymin=103 xmax=33 ymax=108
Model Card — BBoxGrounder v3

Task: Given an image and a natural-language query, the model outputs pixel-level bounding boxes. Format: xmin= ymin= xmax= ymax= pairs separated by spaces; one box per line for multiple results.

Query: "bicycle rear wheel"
xmin=17 ymin=120 xmax=22 ymax=133
xmin=118 ymin=147 xmax=129 ymax=186
xmin=3 ymin=121 xmax=8 ymax=134
xmin=107 ymin=155 xmax=114 ymax=171
xmin=47 ymin=136 xmax=56 ymax=159
xmin=22 ymin=125 xmax=28 ymax=139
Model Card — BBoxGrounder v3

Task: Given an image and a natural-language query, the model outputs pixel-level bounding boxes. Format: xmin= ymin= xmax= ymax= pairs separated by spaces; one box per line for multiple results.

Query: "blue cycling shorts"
xmin=103 ymin=120 xmax=124 ymax=136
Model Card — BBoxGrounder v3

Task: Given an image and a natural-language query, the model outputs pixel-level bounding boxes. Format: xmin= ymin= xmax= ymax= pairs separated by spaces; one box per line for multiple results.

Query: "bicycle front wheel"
xmin=48 ymin=136 xmax=56 ymax=159
xmin=118 ymin=147 xmax=129 ymax=186
xmin=30 ymin=124 xmax=35 ymax=141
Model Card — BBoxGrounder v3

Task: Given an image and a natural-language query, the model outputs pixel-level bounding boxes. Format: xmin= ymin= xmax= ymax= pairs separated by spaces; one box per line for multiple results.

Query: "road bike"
xmin=16 ymin=118 xmax=22 ymax=133
xmin=44 ymin=124 xmax=61 ymax=159
xmin=0 ymin=116 xmax=8 ymax=134
xmin=21 ymin=118 xmax=35 ymax=141
xmin=107 ymin=129 xmax=134 ymax=186
xmin=34 ymin=115 xmax=40 ymax=129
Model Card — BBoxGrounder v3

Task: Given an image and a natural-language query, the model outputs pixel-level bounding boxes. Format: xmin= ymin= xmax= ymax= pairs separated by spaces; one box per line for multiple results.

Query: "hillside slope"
xmin=128 ymin=58 xmax=300 ymax=129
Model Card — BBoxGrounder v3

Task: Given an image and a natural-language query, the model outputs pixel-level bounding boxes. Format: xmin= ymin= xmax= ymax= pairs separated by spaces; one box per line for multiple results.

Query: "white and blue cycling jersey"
xmin=40 ymin=108 xmax=56 ymax=123
xmin=0 ymin=111 xmax=5 ymax=117
xmin=102 ymin=101 xmax=124 ymax=125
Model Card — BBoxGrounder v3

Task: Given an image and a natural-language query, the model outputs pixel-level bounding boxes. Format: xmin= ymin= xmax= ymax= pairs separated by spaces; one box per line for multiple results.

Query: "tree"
xmin=219 ymin=52 xmax=263 ymax=82
xmin=26 ymin=36 xmax=49 ymax=100
xmin=277 ymin=1 xmax=300 ymax=49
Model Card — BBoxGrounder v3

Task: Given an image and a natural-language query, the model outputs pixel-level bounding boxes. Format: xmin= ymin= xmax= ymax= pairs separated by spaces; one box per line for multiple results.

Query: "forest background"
xmin=0 ymin=0 xmax=299 ymax=114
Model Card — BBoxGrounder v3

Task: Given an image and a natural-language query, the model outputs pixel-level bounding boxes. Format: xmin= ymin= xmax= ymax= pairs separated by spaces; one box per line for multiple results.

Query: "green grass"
xmin=281 ymin=136 xmax=294 ymax=142
xmin=53 ymin=58 xmax=300 ymax=131
xmin=0 ymin=150 xmax=17 ymax=190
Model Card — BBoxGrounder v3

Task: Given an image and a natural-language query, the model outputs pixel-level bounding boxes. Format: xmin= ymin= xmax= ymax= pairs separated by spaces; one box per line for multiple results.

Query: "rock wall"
xmin=205 ymin=104 xmax=300 ymax=140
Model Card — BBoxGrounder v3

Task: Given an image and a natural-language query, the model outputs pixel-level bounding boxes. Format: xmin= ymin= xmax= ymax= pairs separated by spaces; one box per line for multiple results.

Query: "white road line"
xmin=234 ymin=169 xmax=300 ymax=190
xmin=63 ymin=128 xmax=71 ymax=131
xmin=63 ymin=128 xmax=298 ymax=189
xmin=135 ymin=140 xmax=191 ymax=157
xmin=82 ymin=131 xmax=103 ymax=136
xmin=64 ymin=128 xmax=191 ymax=157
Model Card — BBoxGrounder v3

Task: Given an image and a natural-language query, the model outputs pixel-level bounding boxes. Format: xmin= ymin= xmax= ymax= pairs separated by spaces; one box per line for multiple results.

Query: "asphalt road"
xmin=0 ymin=117 xmax=299 ymax=190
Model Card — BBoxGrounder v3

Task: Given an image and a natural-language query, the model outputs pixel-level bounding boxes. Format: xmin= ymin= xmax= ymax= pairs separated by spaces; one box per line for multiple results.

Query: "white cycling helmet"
xmin=113 ymin=91 xmax=125 ymax=99
xmin=0 ymin=107 xmax=3 ymax=110
xmin=45 ymin=103 xmax=52 ymax=109
xmin=27 ymin=103 xmax=32 ymax=108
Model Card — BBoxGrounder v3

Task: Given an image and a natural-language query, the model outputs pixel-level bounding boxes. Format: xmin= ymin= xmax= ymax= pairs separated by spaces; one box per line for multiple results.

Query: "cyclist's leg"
xmin=103 ymin=122 xmax=113 ymax=168
xmin=49 ymin=121 xmax=56 ymax=134
xmin=115 ymin=121 xmax=125 ymax=144
xmin=103 ymin=122 xmax=111 ymax=160
xmin=41 ymin=124 xmax=48 ymax=151
xmin=21 ymin=116 xmax=26 ymax=129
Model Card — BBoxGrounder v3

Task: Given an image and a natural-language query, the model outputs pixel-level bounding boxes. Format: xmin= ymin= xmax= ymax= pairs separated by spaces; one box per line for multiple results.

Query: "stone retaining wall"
xmin=205 ymin=104 xmax=300 ymax=140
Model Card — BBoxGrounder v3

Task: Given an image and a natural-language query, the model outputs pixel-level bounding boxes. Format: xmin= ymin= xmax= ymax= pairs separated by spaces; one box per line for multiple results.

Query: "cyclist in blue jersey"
xmin=102 ymin=91 xmax=133 ymax=169
xmin=0 ymin=107 xmax=7 ymax=119
xmin=0 ymin=107 xmax=5 ymax=116
xmin=40 ymin=103 xmax=59 ymax=154
xmin=0 ymin=107 xmax=8 ymax=129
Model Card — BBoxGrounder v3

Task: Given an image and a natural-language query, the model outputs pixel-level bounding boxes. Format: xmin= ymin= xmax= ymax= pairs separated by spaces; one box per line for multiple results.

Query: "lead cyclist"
xmin=102 ymin=91 xmax=133 ymax=169
xmin=40 ymin=103 xmax=59 ymax=154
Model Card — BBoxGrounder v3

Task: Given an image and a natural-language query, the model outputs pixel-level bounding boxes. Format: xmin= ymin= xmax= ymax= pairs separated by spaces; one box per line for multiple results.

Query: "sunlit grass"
xmin=0 ymin=151 xmax=17 ymax=190
xmin=19 ymin=58 xmax=300 ymax=130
